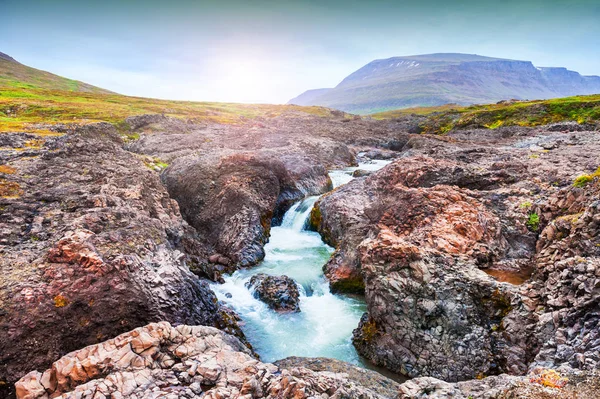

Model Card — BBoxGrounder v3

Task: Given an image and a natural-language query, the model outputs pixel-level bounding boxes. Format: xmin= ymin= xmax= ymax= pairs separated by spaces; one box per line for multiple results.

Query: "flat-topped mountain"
xmin=0 ymin=51 xmax=113 ymax=93
xmin=289 ymin=53 xmax=600 ymax=114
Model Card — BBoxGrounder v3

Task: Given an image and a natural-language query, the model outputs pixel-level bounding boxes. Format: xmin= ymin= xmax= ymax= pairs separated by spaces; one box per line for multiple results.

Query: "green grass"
xmin=0 ymin=87 xmax=337 ymax=135
xmin=371 ymin=95 xmax=600 ymax=134
xmin=573 ymin=167 xmax=600 ymax=188
xmin=0 ymin=58 xmax=111 ymax=94
xmin=526 ymin=213 xmax=540 ymax=232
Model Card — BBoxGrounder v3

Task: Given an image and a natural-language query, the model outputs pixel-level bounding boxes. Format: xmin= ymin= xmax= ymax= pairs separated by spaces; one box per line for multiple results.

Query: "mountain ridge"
xmin=289 ymin=53 xmax=600 ymax=114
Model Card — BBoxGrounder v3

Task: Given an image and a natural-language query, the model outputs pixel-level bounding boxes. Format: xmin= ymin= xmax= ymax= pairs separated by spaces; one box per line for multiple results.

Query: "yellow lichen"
xmin=0 ymin=165 xmax=16 ymax=174
xmin=0 ymin=178 xmax=23 ymax=198
xmin=361 ymin=319 xmax=379 ymax=342
xmin=530 ymin=369 xmax=569 ymax=388
xmin=53 ymin=294 xmax=69 ymax=308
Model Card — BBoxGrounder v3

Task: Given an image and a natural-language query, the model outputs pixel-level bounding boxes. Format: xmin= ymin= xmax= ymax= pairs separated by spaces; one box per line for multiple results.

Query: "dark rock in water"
xmin=246 ymin=273 xmax=301 ymax=313
xmin=274 ymin=356 xmax=402 ymax=398
xmin=352 ymin=169 xmax=373 ymax=178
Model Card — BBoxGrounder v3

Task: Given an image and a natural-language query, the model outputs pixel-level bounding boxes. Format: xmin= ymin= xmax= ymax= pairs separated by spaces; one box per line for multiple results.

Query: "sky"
xmin=2 ymin=0 xmax=600 ymax=103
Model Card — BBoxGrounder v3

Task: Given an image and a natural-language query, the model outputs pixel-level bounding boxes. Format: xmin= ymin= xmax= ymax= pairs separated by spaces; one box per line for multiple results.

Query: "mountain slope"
xmin=0 ymin=51 xmax=113 ymax=93
xmin=287 ymin=88 xmax=332 ymax=106
xmin=289 ymin=53 xmax=600 ymax=114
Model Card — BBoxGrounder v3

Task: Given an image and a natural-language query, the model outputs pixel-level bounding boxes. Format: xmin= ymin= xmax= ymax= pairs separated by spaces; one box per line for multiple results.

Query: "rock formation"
xmin=126 ymin=113 xmax=404 ymax=273
xmin=0 ymin=126 xmax=237 ymax=396
xmin=311 ymin=124 xmax=600 ymax=381
xmin=246 ymin=274 xmax=301 ymax=313
xmin=15 ymin=322 xmax=394 ymax=399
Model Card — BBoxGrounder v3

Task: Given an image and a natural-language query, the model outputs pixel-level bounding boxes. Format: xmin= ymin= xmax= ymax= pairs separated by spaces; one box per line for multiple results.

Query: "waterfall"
xmin=280 ymin=195 xmax=319 ymax=231
xmin=210 ymin=160 xmax=391 ymax=364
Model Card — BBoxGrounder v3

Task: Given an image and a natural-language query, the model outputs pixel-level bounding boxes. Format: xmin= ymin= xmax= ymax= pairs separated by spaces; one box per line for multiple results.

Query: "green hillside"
xmin=0 ymin=52 xmax=113 ymax=94
xmin=372 ymin=95 xmax=600 ymax=134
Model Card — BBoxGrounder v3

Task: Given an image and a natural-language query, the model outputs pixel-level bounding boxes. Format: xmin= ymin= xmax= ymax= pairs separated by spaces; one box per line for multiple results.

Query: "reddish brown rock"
xmin=0 ymin=128 xmax=233 ymax=397
xmin=16 ymin=322 xmax=394 ymax=399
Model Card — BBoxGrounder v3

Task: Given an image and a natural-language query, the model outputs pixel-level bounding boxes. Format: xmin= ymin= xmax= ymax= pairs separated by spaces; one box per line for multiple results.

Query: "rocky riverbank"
xmin=0 ymin=112 xmax=404 ymax=397
xmin=311 ymin=123 xmax=600 ymax=384
xmin=2 ymin=108 xmax=600 ymax=398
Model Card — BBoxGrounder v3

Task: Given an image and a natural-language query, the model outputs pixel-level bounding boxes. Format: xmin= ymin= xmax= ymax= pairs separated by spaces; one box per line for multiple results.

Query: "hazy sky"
xmin=2 ymin=0 xmax=599 ymax=103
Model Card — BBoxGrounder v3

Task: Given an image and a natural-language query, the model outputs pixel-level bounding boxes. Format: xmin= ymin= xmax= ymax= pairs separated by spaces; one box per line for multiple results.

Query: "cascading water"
xmin=211 ymin=159 xmax=391 ymax=364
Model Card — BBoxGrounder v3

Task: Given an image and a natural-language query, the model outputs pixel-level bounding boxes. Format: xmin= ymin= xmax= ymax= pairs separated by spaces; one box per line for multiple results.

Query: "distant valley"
xmin=289 ymin=53 xmax=600 ymax=114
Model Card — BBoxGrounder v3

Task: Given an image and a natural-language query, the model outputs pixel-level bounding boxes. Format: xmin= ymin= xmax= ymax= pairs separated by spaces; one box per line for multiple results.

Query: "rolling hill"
xmin=0 ymin=51 xmax=113 ymax=93
xmin=289 ymin=53 xmax=600 ymax=114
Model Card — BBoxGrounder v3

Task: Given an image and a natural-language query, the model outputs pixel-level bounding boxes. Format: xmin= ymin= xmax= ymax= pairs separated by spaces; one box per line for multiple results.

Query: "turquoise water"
xmin=211 ymin=160 xmax=390 ymax=364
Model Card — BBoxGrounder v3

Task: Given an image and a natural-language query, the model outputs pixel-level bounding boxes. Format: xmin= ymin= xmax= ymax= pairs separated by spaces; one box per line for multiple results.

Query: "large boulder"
xmin=0 ymin=128 xmax=232 ymax=396
xmin=351 ymin=184 xmax=529 ymax=381
xmin=310 ymin=156 xmax=524 ymax=294
xmin=16 ymin=322 xmax=393 ymax=399
xmin=162 ymin=152 xmax=336 ymax=270
xmin=246 ymin=274 xmax=301 ymax=313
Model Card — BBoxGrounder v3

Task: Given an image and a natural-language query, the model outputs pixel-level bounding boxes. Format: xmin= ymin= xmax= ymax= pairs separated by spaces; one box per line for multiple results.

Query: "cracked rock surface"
xmin=16 ymin=322 xmax=394 ymax=399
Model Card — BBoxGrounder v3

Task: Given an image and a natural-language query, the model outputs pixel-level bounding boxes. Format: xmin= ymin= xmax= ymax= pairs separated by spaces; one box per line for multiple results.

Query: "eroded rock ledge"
xmin=16 ymin=322 xmax=394 ymax=399
xmin=16 ymin=322 xmax=600 ymax=399
xmin=0 ymin=127 xmax=239 ymax=395
xmin=311 ymin=125 xmax=600 ymax=382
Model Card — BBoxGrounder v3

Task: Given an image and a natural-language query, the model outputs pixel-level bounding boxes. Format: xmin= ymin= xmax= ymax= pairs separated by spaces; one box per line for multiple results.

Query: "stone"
xmin=246 ymin=274 xmax=301 ymax=313
xmin=15 ymin=322 xmax=392 ymax=399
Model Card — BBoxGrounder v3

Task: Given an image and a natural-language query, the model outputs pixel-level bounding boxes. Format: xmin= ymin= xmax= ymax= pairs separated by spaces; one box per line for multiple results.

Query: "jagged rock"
xmin=351 ymin=183 xmax=530 ymax=381
xmin=246 ymin=274 xmax=301 ymax=313
xmin=15 ymin=322 xmax=393 ymax=399
xmin=0 ymin=128 xmax=236 ymax=396
xmin=398 ymin=368 xmax=600 ymax=398
xmin=527 ymin=181 xmax=600 ymax=371
xmin=274 ymin=357 xmax=403 ymax=398
xmin=311 ymin=126 xmax=600 ymax=381
xmin=310 ymin=156 xmax=524 ymax=294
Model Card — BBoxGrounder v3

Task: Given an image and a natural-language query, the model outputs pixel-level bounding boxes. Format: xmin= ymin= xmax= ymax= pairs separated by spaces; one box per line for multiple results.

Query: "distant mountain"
xmin=287 ymin=88 xmax=332 ymax=106
xmin=289 ymin=53 xmax=600 ymax=114
xmin=0 ymin=51 xmax=113 ymax=93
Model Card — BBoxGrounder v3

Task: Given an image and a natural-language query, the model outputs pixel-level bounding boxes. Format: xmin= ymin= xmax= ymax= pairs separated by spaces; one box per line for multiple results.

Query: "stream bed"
xmin=211 ymin=160 xmax=391 ymax=365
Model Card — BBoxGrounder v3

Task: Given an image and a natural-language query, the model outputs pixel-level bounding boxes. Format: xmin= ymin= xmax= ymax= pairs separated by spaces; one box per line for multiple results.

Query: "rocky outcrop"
xmin=312 ymin=125 xmax=600 ymax=381
xmin=351 ymin=183 xmax=529 ymax=381
xmin=0 ymin=128 xmax=234 ymax=396
xmin=162 ymin=152 xmax=335 ymax=270
xmin=398 ymin=368 xmax=600 ymax=398
xmin=274 ymin=357 xmax=402 ymax=398
xmin=246 ymin=274 xmax=301 ymax=313
xmin=310 ymin=156 xmax=524 ymax=293
xmin=526 ymin=180 xmax=600 ymax=371
xmin=127 ymin=113 xmax=408 ymax=274
xmin=16 ymin=322 xmax=393 ymax=399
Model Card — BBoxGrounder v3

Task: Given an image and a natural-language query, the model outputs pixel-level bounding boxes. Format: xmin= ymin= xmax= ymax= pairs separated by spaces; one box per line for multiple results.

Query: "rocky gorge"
xmin=1 ymin=105 xmax=600 ymax=399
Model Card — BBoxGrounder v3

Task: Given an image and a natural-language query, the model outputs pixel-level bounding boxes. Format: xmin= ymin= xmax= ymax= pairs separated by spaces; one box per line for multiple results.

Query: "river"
xmin=211 ymin=159 xmax=391 ymax=364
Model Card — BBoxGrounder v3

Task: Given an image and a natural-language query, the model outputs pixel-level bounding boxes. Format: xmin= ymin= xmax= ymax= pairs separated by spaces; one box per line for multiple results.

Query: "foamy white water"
xmin=211 ymin=159 xmax=391 ymax=363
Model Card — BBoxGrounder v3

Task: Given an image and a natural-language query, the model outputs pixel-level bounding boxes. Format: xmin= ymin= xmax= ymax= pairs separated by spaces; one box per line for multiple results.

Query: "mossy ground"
xmin=0 ymin=87 xmax=337 ymax=136
xmin=573 ymin=167 xmax=600 ymax=188
xmin=372 ymin=95 xmax=600 ymax=134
